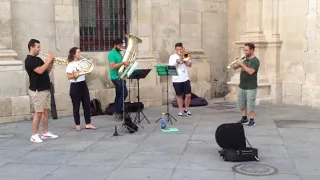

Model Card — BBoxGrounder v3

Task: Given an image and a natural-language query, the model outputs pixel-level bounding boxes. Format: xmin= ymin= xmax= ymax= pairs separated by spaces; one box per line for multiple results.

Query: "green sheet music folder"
xmin=154 ymin=64 xmax=178 ymax=76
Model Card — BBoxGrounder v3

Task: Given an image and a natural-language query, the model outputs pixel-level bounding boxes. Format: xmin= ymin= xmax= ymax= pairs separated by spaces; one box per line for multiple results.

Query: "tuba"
xmin=118 ymin=34 xmax=142 ymax=79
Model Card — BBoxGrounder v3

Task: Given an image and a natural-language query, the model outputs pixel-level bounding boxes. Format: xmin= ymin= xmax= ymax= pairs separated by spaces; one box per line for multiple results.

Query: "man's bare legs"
xmin=32 ymin=112 xmax=42 ymax=135
xmin=184 ymin=94 xmax=191 ymax=110
xmin=177 ymin=95 xmax=184 ymax=113
xmin=42 ymin=109 xmax=50 ymax=134
xmin=32 ymin=109 xmax=49 ymax=135
xmin=241 ymin=108 xmax=247 ymax=117
xmin=249 ymin=111 xmax=254 ymax=120
xmin=40 ymin=108 xmax=58 ymax=139
xmin=239 ymin=108 xmax=255 ymax=126
xmin=183 ymin=93 xmax=192 ymax=116
xmin=238 ymin=108 xmax=249 ymax=124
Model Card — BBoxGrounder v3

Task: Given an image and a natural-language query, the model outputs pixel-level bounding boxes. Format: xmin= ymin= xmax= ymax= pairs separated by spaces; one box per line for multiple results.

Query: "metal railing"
xmin=79 ymin=0 xmax=130 ymax=51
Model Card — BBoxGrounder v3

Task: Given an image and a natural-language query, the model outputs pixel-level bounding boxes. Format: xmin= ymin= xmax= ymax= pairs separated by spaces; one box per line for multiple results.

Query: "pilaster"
xmin=54 ymin=0 xmax=80 ymax=56
xmin=0 ymin=0 xmax=29 ymax=123
xmin=187 ymin=49 xmax=212 ymax=100
xmin=0 ymin=0 xmax=22 ymax=70
xmin=268 ymin=0 xmax=282 ymax=103
xmin=240 ymin=0 xmax=266 ymax=42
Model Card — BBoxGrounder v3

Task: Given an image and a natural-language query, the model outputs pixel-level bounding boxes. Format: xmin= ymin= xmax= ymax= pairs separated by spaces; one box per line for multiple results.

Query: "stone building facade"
xmin=227 ymin=0 xmax=320 ymax=107
xmin=0 ymin=0 xmax=225 ymax=123
xmin=0 ymin=0 xmax=318 ymax=123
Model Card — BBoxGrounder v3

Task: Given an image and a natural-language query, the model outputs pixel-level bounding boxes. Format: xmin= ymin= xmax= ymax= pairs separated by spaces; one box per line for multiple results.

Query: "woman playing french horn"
xmin=66 ymin=47 xmax=97 ymax=131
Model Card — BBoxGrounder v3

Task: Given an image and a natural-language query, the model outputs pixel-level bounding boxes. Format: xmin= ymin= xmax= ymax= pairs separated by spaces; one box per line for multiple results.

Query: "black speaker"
xmin=215 ymin=123 xmax=246 ymax=149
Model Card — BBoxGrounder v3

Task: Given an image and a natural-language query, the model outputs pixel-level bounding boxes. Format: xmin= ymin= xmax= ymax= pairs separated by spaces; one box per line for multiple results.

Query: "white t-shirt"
xmin=168 ymin=53 xmax=191 ymax=83
xmin=66 ymin=61 xmax=85 ymax=83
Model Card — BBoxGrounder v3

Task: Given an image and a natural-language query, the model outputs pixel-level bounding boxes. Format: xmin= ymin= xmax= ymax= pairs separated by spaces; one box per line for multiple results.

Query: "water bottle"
xmin=161 ymin=113 xmax=167 ymax=129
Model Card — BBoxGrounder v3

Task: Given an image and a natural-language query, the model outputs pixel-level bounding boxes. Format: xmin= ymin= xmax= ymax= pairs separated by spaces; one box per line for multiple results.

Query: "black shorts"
xmin=173 ymin=80 xmax=191 ymax=96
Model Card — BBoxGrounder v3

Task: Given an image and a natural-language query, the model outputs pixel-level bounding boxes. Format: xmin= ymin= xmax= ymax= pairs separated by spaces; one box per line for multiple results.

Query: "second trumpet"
xmin=227 ymin=56 xmax=246 ymax=69
xmin=39 ymin=52 xmax=69 ymax=65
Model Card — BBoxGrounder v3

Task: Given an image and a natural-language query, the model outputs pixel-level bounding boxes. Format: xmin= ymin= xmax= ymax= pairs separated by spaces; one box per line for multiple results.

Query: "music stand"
xmin=128 ymin=68 xmax=151 ymax=126
xmin=154 ymin=65 xmax=178 ymax=125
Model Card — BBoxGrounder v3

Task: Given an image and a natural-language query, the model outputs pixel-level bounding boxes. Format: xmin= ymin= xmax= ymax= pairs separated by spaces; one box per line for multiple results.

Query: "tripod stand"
xmin=128 ymin=69 xmax=151 ymax=126
xmin=155 ymin=65 xmax=178 ymax=125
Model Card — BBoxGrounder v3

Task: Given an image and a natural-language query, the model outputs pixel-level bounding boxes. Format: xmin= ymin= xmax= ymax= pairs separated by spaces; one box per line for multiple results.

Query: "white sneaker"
xmin=178 ymin=112 xmax=183 ymax=116
xmin=41 ymin=131 xmax=58 ymax=139
xmin=184 ymin=110 xmax=192 ymax=116
xmin=30 ymin=134 xmax=43 ymax=143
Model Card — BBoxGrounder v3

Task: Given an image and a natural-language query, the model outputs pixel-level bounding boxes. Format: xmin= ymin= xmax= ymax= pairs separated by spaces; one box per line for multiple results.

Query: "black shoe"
xmin=237 ymin=118 xmax=249 ymax=124
xmin=114 ymin=113 xmax=123 ymax=121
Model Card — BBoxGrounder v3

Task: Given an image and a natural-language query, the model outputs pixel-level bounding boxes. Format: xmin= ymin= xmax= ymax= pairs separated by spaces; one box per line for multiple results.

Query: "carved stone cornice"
xmin=0 ymin=49 xmax=18 ymax=59
xmin=187 ymin=49 xmax=207 ymax=63
xmin=0 ymin=49 xmax=22 ymax=70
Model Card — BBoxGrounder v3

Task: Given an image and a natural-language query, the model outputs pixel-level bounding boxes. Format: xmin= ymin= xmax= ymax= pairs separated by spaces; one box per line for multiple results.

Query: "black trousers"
xmin=69 ymin=81 xmax=91 ymax=125
xmin=111 ymin=78 xmax=128 ymax=114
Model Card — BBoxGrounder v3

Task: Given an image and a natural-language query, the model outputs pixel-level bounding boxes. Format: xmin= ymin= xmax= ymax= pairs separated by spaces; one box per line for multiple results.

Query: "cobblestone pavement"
xmin=0 ymin=99 xmax=319 ymax=180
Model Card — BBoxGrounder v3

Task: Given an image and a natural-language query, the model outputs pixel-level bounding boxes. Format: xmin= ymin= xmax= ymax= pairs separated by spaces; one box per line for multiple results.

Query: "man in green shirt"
xmin=232 ymin=43 xmax=260 ymax=127
xmin=108 ymin=39 xmax=129 ymax=120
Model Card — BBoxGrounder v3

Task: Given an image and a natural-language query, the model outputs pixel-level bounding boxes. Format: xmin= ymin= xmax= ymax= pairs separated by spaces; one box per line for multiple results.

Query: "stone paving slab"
xmin=0 ymin=99 xmax=320 ymax=179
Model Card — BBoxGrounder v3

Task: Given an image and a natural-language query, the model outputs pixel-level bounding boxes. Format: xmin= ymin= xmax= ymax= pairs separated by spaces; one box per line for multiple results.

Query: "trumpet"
xmin=39 ymin=52 xmax=69 ymax=64
xmin=227 ymin=56 xmax=246 ymax=69
xmin=176 ymin=52 xmax=191 ymax=64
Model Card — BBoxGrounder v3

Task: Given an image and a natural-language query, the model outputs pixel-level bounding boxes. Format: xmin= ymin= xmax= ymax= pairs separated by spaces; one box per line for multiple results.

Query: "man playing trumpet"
xmin=169 ymin=42 xmax=192 ymax=116
xmin=231 ymin=43 xmax=260 ymax=127
xmin=25 ymin=39 xmax=58 ymax=143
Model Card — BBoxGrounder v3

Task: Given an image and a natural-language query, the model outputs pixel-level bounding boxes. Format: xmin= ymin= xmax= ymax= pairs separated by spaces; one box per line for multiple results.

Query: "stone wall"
xmin=279 ymin=0 xmax=313 ymax=106
xmin=202 ymin=0 xmax=229 ymax=98
xmin=227 ymin=0 xmax=320 ymax=108
xmin=130 ymin=0 xmax=228 ymax=101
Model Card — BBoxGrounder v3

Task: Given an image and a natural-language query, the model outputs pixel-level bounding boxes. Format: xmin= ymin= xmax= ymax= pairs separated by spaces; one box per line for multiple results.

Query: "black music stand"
xmin=128 ymin=68 xmax=151 ymax=125
xmin=154 ymin=65 xmax=178 ymax=125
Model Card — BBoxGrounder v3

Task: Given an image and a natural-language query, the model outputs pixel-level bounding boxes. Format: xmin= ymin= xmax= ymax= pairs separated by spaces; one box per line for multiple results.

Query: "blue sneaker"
xmin=237 ymin=119 xmax=249 ymax=124
xmin=248 ymin=120 xmax=255 ymax=127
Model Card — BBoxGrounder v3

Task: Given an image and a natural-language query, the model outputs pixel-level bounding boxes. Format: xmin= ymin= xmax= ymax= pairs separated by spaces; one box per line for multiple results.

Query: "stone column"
xmin=268 ymin=0 xmax=282 ymax=103
xmin=180 ymin=0 xmax=211 ymax=99
xmin=226 ymin=0 xmax=272 ymax=104
xmin=241 ymin=0 xmax=265 ymax=41
xmin=0 ymin=0 xmax=22 ymax=71
xmin=271 ymin=0 xmax=280 ymax=39
xmin=121 ymin=0 xmax=162 ymax=107
xmin=0 ymin=0 xmax=30 ymax=123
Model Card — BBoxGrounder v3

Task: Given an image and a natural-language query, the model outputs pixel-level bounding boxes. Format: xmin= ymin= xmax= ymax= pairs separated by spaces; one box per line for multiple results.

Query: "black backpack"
xmin=90 ymin=99 xmax=104 ymax=116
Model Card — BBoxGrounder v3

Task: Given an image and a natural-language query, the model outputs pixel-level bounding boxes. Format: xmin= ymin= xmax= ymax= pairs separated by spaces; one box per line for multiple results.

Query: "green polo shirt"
xmin=108 ymin=48 xmax=123 ymax=80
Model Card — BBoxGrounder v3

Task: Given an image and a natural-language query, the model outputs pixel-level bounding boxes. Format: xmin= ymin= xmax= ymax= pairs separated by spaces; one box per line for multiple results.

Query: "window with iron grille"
xmin=79 ymin=0 xmax=130 ymax=52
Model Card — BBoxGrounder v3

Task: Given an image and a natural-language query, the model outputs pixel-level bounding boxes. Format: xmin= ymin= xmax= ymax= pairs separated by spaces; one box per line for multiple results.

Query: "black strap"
xmin=245 ymin=137 xmax=252 ymax=148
